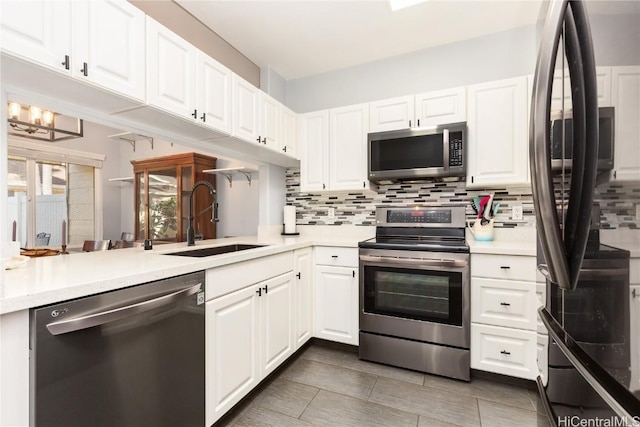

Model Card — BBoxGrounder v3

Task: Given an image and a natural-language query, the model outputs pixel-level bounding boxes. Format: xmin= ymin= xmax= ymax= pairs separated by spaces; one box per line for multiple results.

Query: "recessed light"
xmin=388 ymin=0 xmax=429 ymax=12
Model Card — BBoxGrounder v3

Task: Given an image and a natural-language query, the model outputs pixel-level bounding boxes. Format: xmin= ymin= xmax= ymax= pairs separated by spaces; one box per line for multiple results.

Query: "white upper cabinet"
xmin=0 ymin=1 xmax=71 ymax=73
xmin=329 ymin=104 xmax=371 ymax=191
xmin=300 ymin=110 xmax=330 ymax=192
xmin=73 ymin=0 xmax=145 ymax=101
xmin=611 ymin=66 xmax=640 ymax=182
xmin=551 ymin=67 xmax=612 ymax=110
xmin=369 ymin=87 xmax=466 ymax=132
xmin=259 ymin=93 xmax=282 ymax=151
xmin=0 ymin=0 xmax=144 ymax=101
xmin=282 ymin=106 xmax=299 ymax=158
xmin=369 ymin=95 xmax=415 ymax=132
xmin=196 ymin=51 xmax=232 ymax=134
xmin=466 ymin=76 xmax=529 ymax=188
xmin=415 ymin=86 xmax=466 ymax=127
xmin=146 ymin=16 xmax=196 ymax=117
xmin=232 ymin=74 xmax=260 ymax=143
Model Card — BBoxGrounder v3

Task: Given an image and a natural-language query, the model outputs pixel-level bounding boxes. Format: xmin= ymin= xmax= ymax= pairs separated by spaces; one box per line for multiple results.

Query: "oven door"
xmin=359 ymin=248 xmax=470 ymax=348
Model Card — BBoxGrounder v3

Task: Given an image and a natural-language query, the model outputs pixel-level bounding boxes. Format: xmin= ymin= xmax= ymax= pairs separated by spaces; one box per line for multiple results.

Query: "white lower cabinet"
xmin=537 ymin=334 xmax=548 ymax=386
xmin=314 ymin=247 xmax=359 ymax=345
xmin=206 ymin=272 xmax=294 ymax=426
xmin=470 ymin=252 xmax=539 ymax=380
xmin=471 ymin=323 xmax=537 ymax=379
xmin=294 ymin=248 xmax=313 ymax=349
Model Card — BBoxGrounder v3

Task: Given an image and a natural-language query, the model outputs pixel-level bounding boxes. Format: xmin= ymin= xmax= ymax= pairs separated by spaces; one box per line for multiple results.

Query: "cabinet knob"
xmin=331 ymin=255 xmax=338 ymax=259
xmin=633 ymin=288 xmax=637 ymax=299
xmin=296 ymin=272 xmax=301 ymax=279
xmin=61 ymin=55 xmax=70 ymax=70
xmin=500 ymin=350 xmax=511 ymax=355
xmin=80 ymin=62 xmax=88 ymax=76
xmin=283 ymin=146 xmax=287 ymax=152
xmin=256 ymin=288 xmax=262 ymax=297
xmin=322 ymin=183 xmax=326 ymax=190
xmin=614 ymin=171 xmax=617 ymax=179
xmin=409 ymin=120 xmax=412 ymax=127
xmin=256 ymin=136 xmax=261 ymax=143
xmin=263 ymin=285 xmax=268 ymax=294
xmin=500 ymin=266 xmax=511 ymax=270
xmin=352 ymin=270 xmax=355 ymax=278
xmin=262 ymin=137 xmax=267 ymax=144
xmin=500 ymin=302 xmax=511 ymax=307
xmin=191 ymin=109 xmax=197 ymax=119
xmin=417 ymin=119 xmax=420 ymax=127
xmin=200 ymin=113 xmax=206 ymax=122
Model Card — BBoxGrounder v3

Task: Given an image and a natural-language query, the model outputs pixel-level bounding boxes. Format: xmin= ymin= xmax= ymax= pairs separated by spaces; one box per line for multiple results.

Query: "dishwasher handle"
xmin=46 ymin=283 xmax=202 ymax=336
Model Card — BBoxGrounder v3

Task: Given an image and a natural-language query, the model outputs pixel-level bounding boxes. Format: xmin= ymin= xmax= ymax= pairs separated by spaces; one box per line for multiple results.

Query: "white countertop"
xmin=466 ymin=238 xmax=537 ymax=256
xmin=1 ymin=234 xmax=361 ymax=315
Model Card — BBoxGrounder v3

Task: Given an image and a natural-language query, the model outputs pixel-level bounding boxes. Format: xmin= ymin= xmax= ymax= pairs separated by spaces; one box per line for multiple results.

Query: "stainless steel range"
xmin=358 ymin=206 xmax=470 ymax=381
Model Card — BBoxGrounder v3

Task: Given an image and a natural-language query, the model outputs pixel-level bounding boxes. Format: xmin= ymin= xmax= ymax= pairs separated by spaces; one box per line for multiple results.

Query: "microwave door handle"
xmin=442 ymin=128 xmax=450 ymax=171
xmin=563 ymin=1 xmax=599 ymax=291
xmin=530 ymin=0 xmax=571 ymax=290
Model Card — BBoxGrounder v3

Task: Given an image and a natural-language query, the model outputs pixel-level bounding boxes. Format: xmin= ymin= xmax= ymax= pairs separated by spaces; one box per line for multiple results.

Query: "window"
xmin=7 ymin=141 xmax=103 ymax=248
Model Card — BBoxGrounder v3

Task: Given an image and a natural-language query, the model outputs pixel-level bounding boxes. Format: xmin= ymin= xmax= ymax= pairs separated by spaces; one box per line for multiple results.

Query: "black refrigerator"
xmin=530 ymin=0 xmax=640 ymax=425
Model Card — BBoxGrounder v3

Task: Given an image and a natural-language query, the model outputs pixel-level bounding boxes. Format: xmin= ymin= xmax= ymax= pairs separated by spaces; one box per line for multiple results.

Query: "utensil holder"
xmin=467 ymin=218 xmax=495 ymax=241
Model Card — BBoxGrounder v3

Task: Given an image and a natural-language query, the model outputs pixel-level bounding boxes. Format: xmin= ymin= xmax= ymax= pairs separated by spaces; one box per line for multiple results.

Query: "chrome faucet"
xmin=187 ymin=180 xmax=219 ymax=246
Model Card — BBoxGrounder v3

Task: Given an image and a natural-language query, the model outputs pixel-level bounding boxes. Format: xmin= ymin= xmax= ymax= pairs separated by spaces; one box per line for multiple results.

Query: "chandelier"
xmin=7 ymin=102 xmax=83 ymax=142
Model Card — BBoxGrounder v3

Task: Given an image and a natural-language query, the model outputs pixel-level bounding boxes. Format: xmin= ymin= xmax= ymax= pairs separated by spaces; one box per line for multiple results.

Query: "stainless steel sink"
xmin=164 ymin=244 xmax=266 ymax=257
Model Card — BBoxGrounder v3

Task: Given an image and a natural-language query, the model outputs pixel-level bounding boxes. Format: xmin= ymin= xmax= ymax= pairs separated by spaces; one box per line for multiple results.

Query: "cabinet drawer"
xmin=471 ymin=254 xmax=536 ymax=281
xmin=471 ymin=323 xmax=537 ymax=380
xmin=206 ymin=252 xmax=293 ymax=300
xmin=315 ymin=247 xmax=358 ymax=267
xmin=471 ymin=278 xmax=537 ymax=330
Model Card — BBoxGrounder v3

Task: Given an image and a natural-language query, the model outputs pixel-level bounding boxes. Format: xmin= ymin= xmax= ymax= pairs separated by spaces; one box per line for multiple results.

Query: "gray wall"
xmin=285 ymin=25 xmax=538 ymax=113
xmin=284 ymin=12 xmax=640 ymax=114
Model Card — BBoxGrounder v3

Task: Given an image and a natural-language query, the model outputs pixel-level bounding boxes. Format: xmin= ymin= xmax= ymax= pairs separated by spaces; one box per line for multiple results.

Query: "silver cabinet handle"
xmin=633 ymin=288 xmax=638 ymax=299
xmin=46 ymin=283 xmax=201 ymax=335
xmin=359 ymin=254 xmax=468 ymax=268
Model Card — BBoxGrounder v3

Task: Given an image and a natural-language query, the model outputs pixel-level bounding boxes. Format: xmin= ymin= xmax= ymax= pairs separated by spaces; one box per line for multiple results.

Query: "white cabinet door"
xmin=282 ymin=106 xmax=298 ymax=158
xmin=260 ymin=273 xmax=294 ymax=378
xmin=466 ymin=76 xmax=529 ymax=188
xmin=415 ymin=86 xmax=466 ymax=127
xmin=471 ymin=323 xmax=537 ymax=380
xmin=612 ymin=66 xmax=640 ymax=182
xmin=196 ymin=51 xmax=232 ymax=134
xmin=294 ymin=248 xmax=313 ymax=349
xmin=232 ymin=75 xmax=260 ymax=143
xmin=369 ymin=96 xmax=414 ymax=132
xmin=551 ymin=67 xmax=612 ymax=110
xmin=259 ymin=93 xmax=282 ymax=151
xmin=537 ymin=334 xmax=548 ymax=386
xmin=73 ymin=0 xmax=145 ymax=101
xmin=206 ymin=286 xmax=259 ymax=426
xmin=300 ymin=110 xmax=330 ymax=192
xmin=314 ymin=265 xmax=359 ymax=345
xmin=146 ymin=17 xmax=196 ymax=118
xmin=471 ymin=278 xmax=538 ymax=331
xmin=631 ymin=285 xmax=640 ymax=392
xmin=329 ymin=104 xmax=370 ymax=191
xmin=0 ymin=0 xmax=71 ymax=74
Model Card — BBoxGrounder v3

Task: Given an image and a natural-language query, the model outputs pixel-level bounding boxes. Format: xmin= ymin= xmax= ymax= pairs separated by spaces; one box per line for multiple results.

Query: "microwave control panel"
xmin=449 ymin=131 xmax=464 ymax=167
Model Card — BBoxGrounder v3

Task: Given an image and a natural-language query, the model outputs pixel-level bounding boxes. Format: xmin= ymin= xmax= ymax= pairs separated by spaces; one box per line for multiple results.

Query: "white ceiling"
xmin=176 ymin=0 xmax=640 ymax=81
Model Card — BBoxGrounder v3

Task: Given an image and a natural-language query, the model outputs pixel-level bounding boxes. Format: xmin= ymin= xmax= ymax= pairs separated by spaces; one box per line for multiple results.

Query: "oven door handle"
xmin=359 ymin=255 xmax=468 ymax=268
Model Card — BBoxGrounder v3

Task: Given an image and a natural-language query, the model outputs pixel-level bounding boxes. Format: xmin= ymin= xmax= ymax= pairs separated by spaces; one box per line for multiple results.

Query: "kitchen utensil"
xmin=478 ymin=196 xmax=490 ymax=219
xmin=492 ymin=202 xmax=501 ymax=217
xmin=483 ymin=195 xmax=494 ymax=221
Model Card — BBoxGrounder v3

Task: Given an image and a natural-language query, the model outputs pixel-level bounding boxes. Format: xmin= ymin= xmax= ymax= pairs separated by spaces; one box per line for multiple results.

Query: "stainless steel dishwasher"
xmin=30 ymin=271 xmax=205 ymax=427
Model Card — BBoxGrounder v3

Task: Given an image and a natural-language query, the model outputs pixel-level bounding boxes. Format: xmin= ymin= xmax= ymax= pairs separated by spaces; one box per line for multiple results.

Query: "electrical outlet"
xmin=328 ymin=207 xmax=335 ymax=218
xmin=512 ymin=205 xmax=524 ymax=221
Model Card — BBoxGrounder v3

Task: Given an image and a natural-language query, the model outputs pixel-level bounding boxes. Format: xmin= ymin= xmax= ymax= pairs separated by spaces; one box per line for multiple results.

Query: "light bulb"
xmin=42 ymin=110 xmax=54 ymax=126
xmin=8 ymin=102 xmax=21 ymax=120
xmin=29 ymin=106 xmax=42 ymax=125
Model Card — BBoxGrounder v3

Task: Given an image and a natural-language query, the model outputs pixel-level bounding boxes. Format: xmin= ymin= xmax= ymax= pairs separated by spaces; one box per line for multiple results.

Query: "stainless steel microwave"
xmin=550 ymin=106 xmax=614 ymax=171
xmin=367 ymin=122 xmax=466 ymax=183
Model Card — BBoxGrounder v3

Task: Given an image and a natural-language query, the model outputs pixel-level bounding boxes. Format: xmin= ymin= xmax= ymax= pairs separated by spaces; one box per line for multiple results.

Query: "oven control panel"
xmin=376 ymin=206 xmax=466 ymax=228
xmin=387 ymin=209 xmax=452 ymax=224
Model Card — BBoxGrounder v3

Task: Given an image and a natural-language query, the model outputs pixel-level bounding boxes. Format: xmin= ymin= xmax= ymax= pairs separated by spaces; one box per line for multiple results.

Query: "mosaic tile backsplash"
xmin=285 ymin=169 xmax=640 ymax=229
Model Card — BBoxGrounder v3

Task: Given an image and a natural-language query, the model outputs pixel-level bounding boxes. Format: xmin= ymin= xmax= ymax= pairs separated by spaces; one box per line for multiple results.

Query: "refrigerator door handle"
xmin=530 ymin=0 xmax=571 ymax=290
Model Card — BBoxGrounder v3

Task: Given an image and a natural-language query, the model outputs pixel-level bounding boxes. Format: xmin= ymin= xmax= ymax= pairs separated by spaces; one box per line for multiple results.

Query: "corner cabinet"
xmin=131 ymin=153 xmax=217 ymax=243
xmin=466 ymin=76 xmax=530 ymax=188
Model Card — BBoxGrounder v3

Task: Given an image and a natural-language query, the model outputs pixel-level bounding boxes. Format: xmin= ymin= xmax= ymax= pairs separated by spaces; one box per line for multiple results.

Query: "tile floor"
xmin=217 ymin=343 xmax=551 ymax=427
